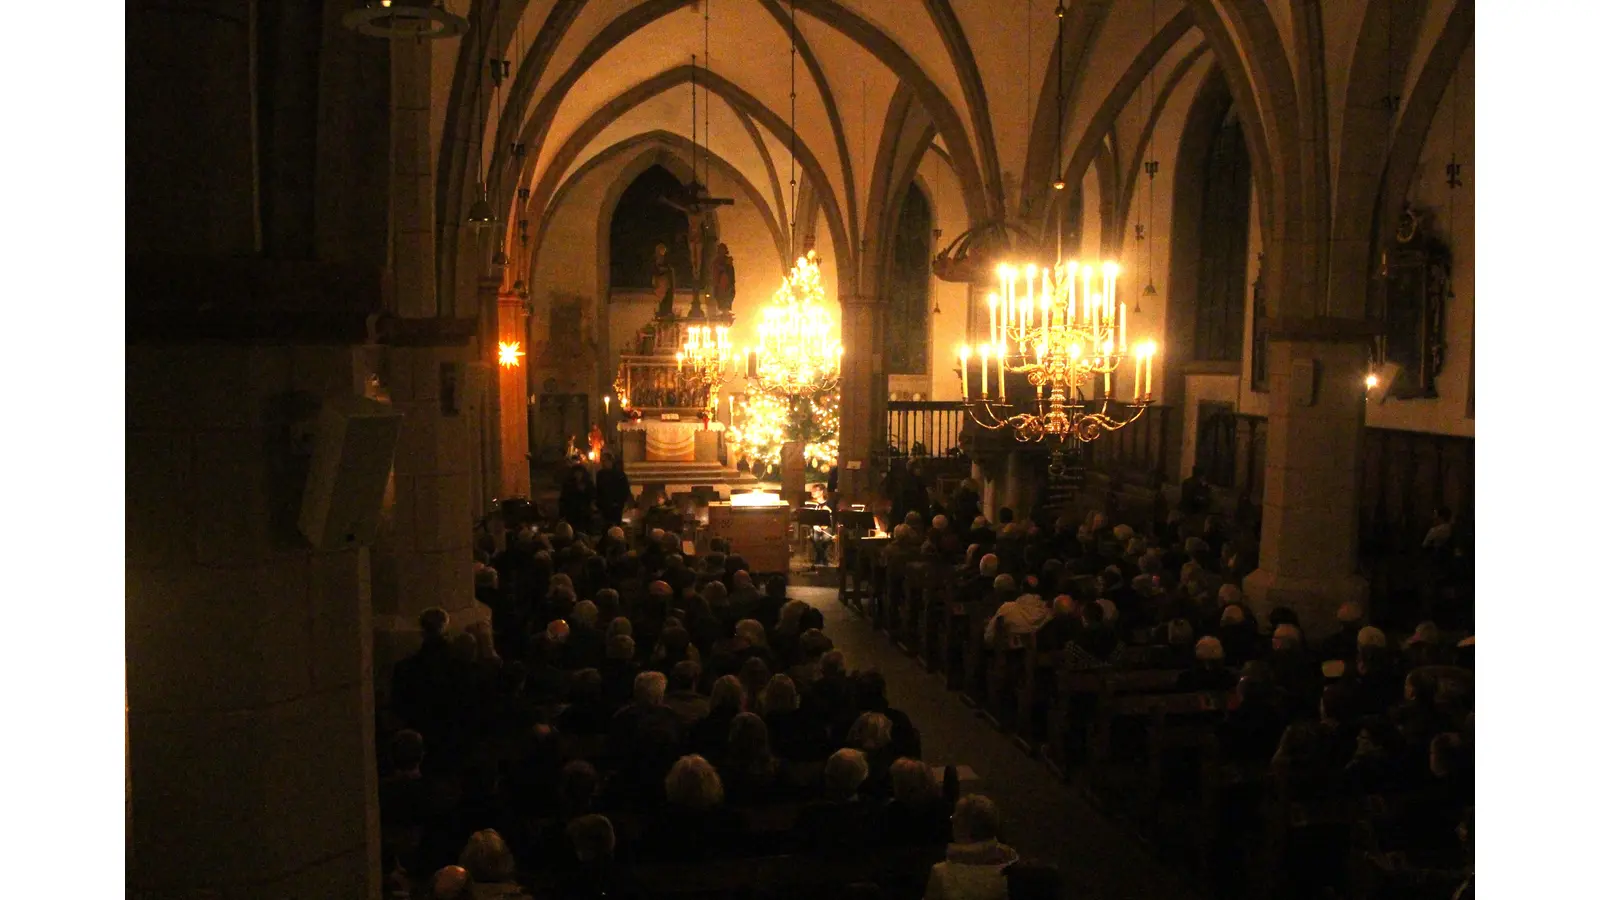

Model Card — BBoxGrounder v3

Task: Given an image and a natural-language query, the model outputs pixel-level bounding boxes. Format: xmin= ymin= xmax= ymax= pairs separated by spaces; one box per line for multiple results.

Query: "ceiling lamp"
xmin=752 ymin=252 xmax=842 ymax=397
xmin=466 ymin=184 xmax=495 ymax=231
xmin=956 ymin=260 xmax=1157 ymax=462
xmin=342 ymin=1 xmax=468 ymax=39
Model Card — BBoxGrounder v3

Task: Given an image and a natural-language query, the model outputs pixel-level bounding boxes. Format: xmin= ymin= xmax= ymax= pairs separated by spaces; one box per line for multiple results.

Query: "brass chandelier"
xmin=751 ymin=251 xmax=842 ymax=397
xmin=676 ymin=324 xmax=735 ymax=412
xmin=958 ymin=260 xmax=1157 ymax=447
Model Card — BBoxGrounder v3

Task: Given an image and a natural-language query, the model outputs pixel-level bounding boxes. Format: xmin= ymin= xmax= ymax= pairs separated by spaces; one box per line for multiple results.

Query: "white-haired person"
xmin=642 ymin=754 xmax=746 ymax=862
xmin=983 ymin=579 xmax=1053 ymax=649
xmin=458 ymin=829 xmax=532 ymax=898
xmin=608 ymin=670 xmax=684 ymax=804
xmin=1177 ymin=636 xmax=1237 ymax=692
xmin=792 ymin=748 xmax=878 ymax=855
xmin=923 ymin=795 xmax=1019 ymax=900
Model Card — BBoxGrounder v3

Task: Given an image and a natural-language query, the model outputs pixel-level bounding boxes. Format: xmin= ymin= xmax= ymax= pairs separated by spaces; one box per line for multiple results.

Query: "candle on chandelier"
xmin=979 ymin=344 xmax=990 ymax=398
xmin=1025 ymin=265 xmax=1037 ymax=332
xmin=1009 ymin=269 xmax=1020 ymax=334
xmin=998 ymin=341 xmax=1007 ymax=402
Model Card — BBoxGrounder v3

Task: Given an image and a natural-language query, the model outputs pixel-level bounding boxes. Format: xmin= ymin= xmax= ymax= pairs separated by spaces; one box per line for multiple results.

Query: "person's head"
xmin=951 ymin=795 xmax=1002 ymax=843
xmin=1271 ymin=623 xmax=1303 ymax=652
xmin=419 ymin=607 xmax=450 ymax=640
xmin=606 ymin=616 xmax=633 ymax=639
xmin=545 ymin=618 xmax=571 ymax=645
xmin=567 ymin=814 xmax=616 ymax=864
xmin=703 ymin=580 xmax=729 ymax=607
xmin=572 ymin=599 xmax=599 ymax=628
xmin=558 ymin=759 xmax=599 ymax=814
xmin=820 ymin=649 xmax=847 ymax=678
xmin=889 ymin=758 xmax=940 ymax=807
xmin=665 ymin=754 xmax=725 ymax=809
xmin=799 ymin=628 xmax=833 ymax=660
xmin=993 ymin=573 xmax=1017 ymax=595
xmin=430 ymin=865 xmax=474 ymax=900
xmin=726 ymin=712 xmax=772 ymax=766
xmin=569 ymin=667 xmax=603 ymax=704
xmin=1194 ymin=635 xmax=1225 ymax=664
xmin=1216 ymin=584 xmax=1242 ymax=608
xmin=606 ymin=633 xmax=636 ymax=662
xmin=732 ymin=569 xmax=755 ymax=592
xmin=1080 ymin=599 xmax=1105 ymax=628
xmin=735 ymin=618 xmax=766 ymax=647
xmin=762 ymin=673 xmax=800 ymax=714
xmin=779 ymin=599 xmax=809 ymax=632
xmin=847 ymin=711 xmax=894 ymax=752
xmin=709 ymin=674 xmax=746 ymax=712
xmin=1052 ymin=594 xmax=1076 ymax=618
xmin=823 ymin=748 xmax=870 ymax=800
xmin=1095 ymin=597 xmax=1118 ymax=624
xmin=633 ymin=670 xmax=667 ymax=707
xmin=739 ymin=655 xmax=771 ymax=693
xmin=390 ymin=729 xmax=425 ymax=773
xmin=648 ymin=579 xmax=673 ymax=602
xmin=1220 ymin=604 xmax=1246 ymax=627
xmin=979 ymin=553 xmax=1000 ymax=577
xmin=1357 ymin=625 xmax=1388 ymax=651
xmin=669 ymin=659 xmax=702 ymax=693
xmin=1337 ymin=601 xmax=1364 ymax=627
xmin=458 ymin=829 xmax=516 ymax=884
xmin=932 ymin=514 xmax=950 ymax=531
xmin=1409 ymin=620 xmax=1441 ymax=647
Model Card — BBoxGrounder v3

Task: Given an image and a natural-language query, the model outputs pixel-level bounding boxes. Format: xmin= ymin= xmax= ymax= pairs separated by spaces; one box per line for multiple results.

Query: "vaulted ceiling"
xmin=429 ymin=0 xmax=1473 ymax=315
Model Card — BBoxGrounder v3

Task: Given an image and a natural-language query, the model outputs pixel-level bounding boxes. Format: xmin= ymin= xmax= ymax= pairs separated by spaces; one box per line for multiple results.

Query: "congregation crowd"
xmin=861 ymin=471 xmax=1475 ymax=899
xmin=377 ymin=491 xmax=1059 ymax=900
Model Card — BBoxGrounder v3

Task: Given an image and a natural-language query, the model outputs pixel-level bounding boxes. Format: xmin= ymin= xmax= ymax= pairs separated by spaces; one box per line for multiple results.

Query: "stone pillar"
xmin=838 ymin=295 xmax=886 ymax=503
xmin=497 ymin=287 xmax=532 ymax=501
xmin=127 ymin=339 xmax=380 ymax=899
xmin=126 ymin=0 xmax=259 ymax=256
xmin=1242 ymin=320 xmax=1375 ymax=639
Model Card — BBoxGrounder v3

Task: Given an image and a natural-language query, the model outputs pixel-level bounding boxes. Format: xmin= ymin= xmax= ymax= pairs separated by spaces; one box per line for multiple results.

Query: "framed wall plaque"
xmin=1377 ymin=204 xmax=1450 ymax=399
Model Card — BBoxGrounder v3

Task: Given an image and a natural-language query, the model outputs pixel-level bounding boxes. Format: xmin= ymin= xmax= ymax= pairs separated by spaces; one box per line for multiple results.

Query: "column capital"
xmin=1262 ymin=316 xmax=1382 ymax=343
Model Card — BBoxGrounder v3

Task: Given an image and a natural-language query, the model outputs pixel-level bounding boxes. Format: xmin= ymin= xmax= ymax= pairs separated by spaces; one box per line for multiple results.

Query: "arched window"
xmin=1193 ymin=113 xmax=1251 ymax=361
xmin=609 ymin=165 xmax=693 ymax=290
xmin=886 ymin=182 xmax=932 ymax=374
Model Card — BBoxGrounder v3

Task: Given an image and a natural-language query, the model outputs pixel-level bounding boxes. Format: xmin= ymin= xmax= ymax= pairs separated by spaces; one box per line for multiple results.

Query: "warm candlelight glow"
xmin=498 ymin=341 xmax=524 ymax=368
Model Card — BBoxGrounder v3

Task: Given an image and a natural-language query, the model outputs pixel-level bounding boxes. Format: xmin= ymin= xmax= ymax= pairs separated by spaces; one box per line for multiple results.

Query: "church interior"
xmin=123 ymin=1 xmax=1486 ymax=897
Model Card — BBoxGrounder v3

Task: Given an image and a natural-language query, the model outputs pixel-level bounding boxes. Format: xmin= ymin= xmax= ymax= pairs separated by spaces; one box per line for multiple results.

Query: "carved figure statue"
xmin=711 ymin=243 xmax=736 ymax=314
xmin=651 ymin=242 xmax=675 ymax=318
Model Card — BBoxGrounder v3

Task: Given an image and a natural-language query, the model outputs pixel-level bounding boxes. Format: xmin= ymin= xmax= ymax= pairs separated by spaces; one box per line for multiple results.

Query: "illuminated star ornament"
xmin=498 ymin=341 xmax=525 ymax=368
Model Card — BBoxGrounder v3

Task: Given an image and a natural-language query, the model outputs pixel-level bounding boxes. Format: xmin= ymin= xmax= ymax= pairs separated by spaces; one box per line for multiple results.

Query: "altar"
xmin=618 ymin=419 xmax=723 ymax=464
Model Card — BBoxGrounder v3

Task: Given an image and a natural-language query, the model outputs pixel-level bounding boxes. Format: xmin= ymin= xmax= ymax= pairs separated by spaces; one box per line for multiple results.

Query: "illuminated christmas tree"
xmin=730 ymin=386 xmax=839 ymax=475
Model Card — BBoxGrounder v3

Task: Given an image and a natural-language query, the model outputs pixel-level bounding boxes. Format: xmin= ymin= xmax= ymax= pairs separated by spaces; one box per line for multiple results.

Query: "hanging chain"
xmin=704 ymin=0 xmax=711 ymax=187
xmin=789 ymin=0 xmax=797 ymax=261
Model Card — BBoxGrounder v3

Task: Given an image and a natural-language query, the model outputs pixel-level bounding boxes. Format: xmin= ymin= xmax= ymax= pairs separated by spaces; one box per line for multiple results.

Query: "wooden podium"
xmin=706 ymin=500 xmax=790 ymax=574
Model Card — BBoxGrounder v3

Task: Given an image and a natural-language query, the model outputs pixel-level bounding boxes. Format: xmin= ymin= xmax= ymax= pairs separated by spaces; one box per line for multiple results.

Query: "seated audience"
xmin=923 ymin=795 xmax=1019 ymax=900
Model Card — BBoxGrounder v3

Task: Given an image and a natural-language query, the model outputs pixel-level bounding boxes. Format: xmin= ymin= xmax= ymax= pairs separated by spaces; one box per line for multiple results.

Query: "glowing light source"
xmin=956 ymin=258 xmax=1156 ymax=451
xmin=1365 ymin=373 xmax=1380 ymax=389
xmin=753 ymin=252 xmax=842 ymax=397
xmin=498 ymin=341 xmax=524 ymax=368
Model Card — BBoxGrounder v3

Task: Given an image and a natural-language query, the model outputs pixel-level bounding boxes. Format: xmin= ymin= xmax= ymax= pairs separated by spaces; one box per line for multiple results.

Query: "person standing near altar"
xmin=595 ymin=452 xmax=632 ymax=529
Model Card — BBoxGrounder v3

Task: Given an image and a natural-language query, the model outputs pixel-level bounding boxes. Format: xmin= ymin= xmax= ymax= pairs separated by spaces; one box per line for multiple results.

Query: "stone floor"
xmin=791 ymin=583 xmax=1203 ymax=900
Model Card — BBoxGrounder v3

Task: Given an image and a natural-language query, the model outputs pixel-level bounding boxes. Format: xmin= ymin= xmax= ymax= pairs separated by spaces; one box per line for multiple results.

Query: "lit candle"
xmin=998 ymin=341 xmax=1007 ymax=402
xmin=959 ymin=346 xmax=970 ymax=397
xmin=1010 ymin=271 xmax=1020 ymax=334
xmin=1025 ymin=265 xmax=1037 ymax=332
xmin=979 ymin=344 xmax=990 ymax=397
xmin=988 ymin=292 xmax=999 ymax=347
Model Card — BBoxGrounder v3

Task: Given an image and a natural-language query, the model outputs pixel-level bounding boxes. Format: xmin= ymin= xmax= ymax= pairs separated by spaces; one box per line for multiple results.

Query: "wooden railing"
xmin=1080 ymin=404 xmax=1175 ymax=483
xmin=883 ymin=400 xmax=967 ymax=460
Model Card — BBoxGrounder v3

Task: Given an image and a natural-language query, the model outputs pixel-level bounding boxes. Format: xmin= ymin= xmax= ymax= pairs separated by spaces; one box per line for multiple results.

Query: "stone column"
xmin=838 ymin=295 xmax=886 ymax=503
xmin=497 ymin=287 xmax=532 ymax=500
xmin=1242 ymin=319 xmax=1375 ymax=639
xmin=127 ymin=338 xmax=381 ymax=900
